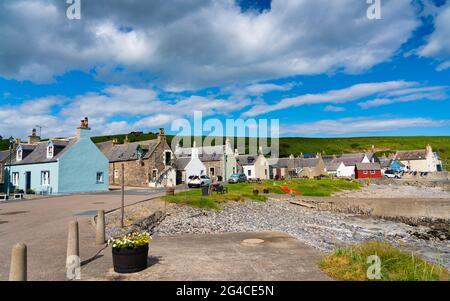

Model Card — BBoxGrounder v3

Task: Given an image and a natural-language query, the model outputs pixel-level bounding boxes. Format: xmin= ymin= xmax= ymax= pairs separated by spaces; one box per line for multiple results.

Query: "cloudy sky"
xmin=0 ymin=0 xmax=449 ymax=139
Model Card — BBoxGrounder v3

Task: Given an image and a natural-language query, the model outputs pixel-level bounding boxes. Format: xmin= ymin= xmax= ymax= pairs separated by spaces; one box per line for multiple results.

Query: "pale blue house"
xmin=6 ymin=118 xmax=109 ymax=195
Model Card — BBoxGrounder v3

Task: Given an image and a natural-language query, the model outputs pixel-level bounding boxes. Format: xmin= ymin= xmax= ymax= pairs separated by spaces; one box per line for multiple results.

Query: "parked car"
xmin=188 ymin=175 xmax=212 ymax=188
xmin=384 ymin=170 xmax=402 ymax=179
xmin=228 ymin=173 xmax=247 ymax=184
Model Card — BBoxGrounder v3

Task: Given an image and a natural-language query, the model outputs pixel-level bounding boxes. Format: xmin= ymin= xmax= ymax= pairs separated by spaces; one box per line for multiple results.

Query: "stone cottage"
xmin=97 ymin=128 xmax=176 ymax=187
xmin=288 ymin=154 xmax=327 ymax=179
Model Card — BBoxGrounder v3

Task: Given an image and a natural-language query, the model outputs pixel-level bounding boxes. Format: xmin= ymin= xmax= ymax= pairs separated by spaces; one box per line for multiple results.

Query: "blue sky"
xmin=0 ymin=0 xmax=449 ymax=139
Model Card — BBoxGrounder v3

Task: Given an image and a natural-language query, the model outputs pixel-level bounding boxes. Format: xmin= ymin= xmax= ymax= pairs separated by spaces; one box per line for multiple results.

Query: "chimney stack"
xmin=76 ymin=117 xmax=91 ymax=139
xmin=27 ymin=128 xmax=41 ymax=145
xmin=157 ymin=128 xmax=165 ymax=143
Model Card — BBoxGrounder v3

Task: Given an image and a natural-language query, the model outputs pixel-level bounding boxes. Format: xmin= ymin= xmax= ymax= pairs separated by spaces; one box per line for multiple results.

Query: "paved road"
xmin=0 ymin=189 xmax=165 ymax=280
xmin=83 ymin=231 xmax=331 ymax=281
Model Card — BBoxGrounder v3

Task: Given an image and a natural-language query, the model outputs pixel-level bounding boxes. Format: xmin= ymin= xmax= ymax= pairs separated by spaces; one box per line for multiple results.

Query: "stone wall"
xmin=202 ymin=160 xmax=223 ymax=181
xmin=110 ymin=159 xmax=149 ymax=187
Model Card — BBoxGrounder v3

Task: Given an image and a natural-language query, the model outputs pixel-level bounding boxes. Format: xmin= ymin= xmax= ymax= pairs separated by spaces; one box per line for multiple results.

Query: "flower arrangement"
xmin=108 ymin=232 xmax=151 ymax=250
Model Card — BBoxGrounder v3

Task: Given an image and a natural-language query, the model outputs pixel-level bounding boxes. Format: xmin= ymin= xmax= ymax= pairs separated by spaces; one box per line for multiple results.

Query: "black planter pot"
xmin=112 ymin=244 xmax=149 ymax=273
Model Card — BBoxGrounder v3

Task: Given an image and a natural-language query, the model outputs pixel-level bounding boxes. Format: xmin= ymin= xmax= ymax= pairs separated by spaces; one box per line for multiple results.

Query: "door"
xmin=25 ymin=172 xmax=31 ymax=192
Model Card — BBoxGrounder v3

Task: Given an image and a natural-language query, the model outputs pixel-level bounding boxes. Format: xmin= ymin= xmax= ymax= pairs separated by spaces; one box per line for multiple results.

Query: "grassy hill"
xmin=1 ymin=134 xmax=449 ymax=170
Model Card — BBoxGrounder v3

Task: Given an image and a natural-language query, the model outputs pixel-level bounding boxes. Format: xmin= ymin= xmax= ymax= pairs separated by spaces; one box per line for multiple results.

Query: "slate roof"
xmin=199 ymin=153 xmax=223 ymax=162
xmin=395 ymin=150 xmax=427 ymax=161
xmin=334 ymin=153 xmax=367 ymax=165
xmin=9 ymin=140 xmax=75 ymax=166
xmin=379 ymin=157 xmax=392 ymax=168
xmin=175 ymin=157 xmax=193 ymax=170
xmin=355 ymin=163 xmax=381 ymax=171
xmin=325 ymin=161 xmax=343 ymax=172
xmin=267 ymin=158 xmax=289 ymax=168
xmin=0 ymin=150 xmax=10 ymax=163
xmin=236 ymin=155 xmax=258 ymax=166
xmin=96 ymin=140 xmax=159 ymax=162
xmin=175 ymin=145 xmax=227 ymax=157
xmin=294 ymin=158 xmax=320 ymax=168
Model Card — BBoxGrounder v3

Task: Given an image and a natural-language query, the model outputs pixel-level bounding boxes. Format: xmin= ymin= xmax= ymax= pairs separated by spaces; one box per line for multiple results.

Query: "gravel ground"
xmin=334 ymin=184 xmax=450 ymax=199
xmin=155 ymin=200 xmax=450 ymax=269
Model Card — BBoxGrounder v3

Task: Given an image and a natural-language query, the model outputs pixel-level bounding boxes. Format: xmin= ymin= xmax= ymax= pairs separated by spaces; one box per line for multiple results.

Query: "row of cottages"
xmin=96 ymin=128 xmax=176 ymax=188
xmin=174 ymin=139 xmax=237 ymax=184
xmin=4 ymin=119 xmax=109 ymax=195
xmin=393 ymin=145 xmax=443 ymax=172
xmin=267 ymin=154 xmax=327 ymax=179
xmin=324 ymin=153 xmax=375 ymax=178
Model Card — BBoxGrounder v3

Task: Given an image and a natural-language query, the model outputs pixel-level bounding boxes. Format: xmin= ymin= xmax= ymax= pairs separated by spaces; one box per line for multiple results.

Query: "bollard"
xmin=67 ymin=221 xmax=79 ymax=258
xmin=96 ymin=210 xmax=106 ymax=245
xmin=9 ymin=243 xmax=27 ymax=281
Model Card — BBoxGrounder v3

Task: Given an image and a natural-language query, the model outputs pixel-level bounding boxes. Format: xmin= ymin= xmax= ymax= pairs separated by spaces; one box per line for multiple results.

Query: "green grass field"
xmin=319 ymin=241 xmax=449 ymax=281
xmin=163 ymin=179 xmax=361 ymax=209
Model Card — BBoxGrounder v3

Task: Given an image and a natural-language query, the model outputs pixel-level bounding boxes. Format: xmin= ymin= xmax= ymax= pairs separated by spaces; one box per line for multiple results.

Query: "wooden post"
xmin=9 ymin=243 xmax=27 ymax=281
xmin=121 ymin=163 xmax=125 ymax=228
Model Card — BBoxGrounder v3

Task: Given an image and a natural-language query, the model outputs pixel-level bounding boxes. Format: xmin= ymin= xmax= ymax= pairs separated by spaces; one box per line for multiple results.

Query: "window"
xmin=96 ymin=172 xmax=104 ymax=184
xmin=165 ymin=151 xmax=172 ymax=166
xmin=151 ymin=169 xmax=157 ymax=182
xmin=209 ymin=167 xmax=215 ymax=176
xmin=41 ymin=171 xmax=50 ymax=186
xmin=232 ymin=167 xmax=236 ymax=174
xmin=363 ymin=170 xmax=368 ymax=175
xmin=12 ymin=172 xmax=19 ymax=186
xmin=248 ymin=169 xmax=252 ymax=176
xmin=114 ymin=169 xmax=119 ymax=179
xmin=47 ymin=143 xmax=54 ymax=159
xmin=370 ymin=170 xmax=376 ymax=175
xmin=17 ymin=149 xmax=23 ymax=161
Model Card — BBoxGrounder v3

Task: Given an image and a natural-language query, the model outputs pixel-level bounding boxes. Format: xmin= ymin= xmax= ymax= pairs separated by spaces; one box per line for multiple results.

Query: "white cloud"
xmin=418 ymin=3 xmax=450 ymax=70
xmin=358 ymin=88 xmax=448 ymax=109
xmin=244 ymin=83 xmax=295 ymax=95
xmin=0 ymin=0 xmax=419 ymax=89
xmin=0 ymin=85 xmax=252 ymax=138
xmin=281 ymin=117 xmax=450 ymax=136
xmin=324 ymin=105 xmax=346 ymax=112
xmin=244 ymin=81 xmax=418 ymax=116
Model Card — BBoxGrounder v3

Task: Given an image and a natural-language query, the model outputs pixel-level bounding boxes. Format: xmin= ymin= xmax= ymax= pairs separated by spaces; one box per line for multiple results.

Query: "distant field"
xmin=2 ymin=134 xmax=449 ymax=170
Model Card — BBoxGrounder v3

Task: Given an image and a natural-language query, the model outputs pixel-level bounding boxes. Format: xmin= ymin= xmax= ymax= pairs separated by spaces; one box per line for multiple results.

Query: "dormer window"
xmin=47 ymin=142 xmax=54 ymax=159
xmin=16 ymin=146 xmax=23 ymax=162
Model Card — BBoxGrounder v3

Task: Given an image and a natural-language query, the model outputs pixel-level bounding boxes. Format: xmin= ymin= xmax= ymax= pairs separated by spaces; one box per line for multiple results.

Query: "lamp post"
xmin=6 ymin=136 xmax=14 ymax=197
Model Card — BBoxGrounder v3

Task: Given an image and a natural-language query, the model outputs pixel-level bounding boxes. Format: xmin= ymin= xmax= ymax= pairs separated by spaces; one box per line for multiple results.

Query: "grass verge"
xmin=319 ymin=241 xmax=449 ymax=281
xmin=163 ymin=178 xmax=360 ymax=209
